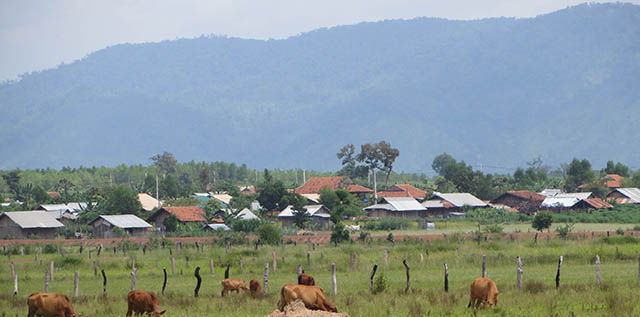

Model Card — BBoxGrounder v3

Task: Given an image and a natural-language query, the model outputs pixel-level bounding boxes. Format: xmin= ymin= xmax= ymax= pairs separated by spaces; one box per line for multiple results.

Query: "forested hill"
xmin=1 ymin=3 xmax=639 ymax=172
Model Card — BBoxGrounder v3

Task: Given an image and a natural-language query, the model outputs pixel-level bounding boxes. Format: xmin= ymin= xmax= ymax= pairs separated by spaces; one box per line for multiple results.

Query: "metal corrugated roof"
xmin=236 ymin=208 xmax=259 ymax=220
xmin=205 ymin=224 xmax=230 ymax=231
xmin=38 ymin=204 xmax=68 ymax=211
xmin=278 ymin=205 xmax=330 ymax=218
xmin=539 ymin=189 xmax=562 ymax=197
xmin=364 ymin=197 xmax=426 ymax=211
xmin=1 ymin=211 xmax=64 ymax=228
xmin=432 ymin=193 xmax=487 ymax=208
xmin=541 ymin=197 xmax=580 ymax=208
xmin=94 ymin=215 xmax=152 ymax=229
xmin=613 ymin=188 xmax=640 ymax=203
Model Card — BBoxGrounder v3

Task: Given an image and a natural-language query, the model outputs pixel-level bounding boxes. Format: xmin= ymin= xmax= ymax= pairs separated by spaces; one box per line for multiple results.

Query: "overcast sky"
xmin=1 ymin=0 xmax=638 ymax=81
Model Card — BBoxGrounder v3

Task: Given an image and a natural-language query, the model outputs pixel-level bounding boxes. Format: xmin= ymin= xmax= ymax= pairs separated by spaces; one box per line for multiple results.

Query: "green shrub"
xmin=483 ymin=224 xmax=504 ymax=233
xmin=601 ymin=236 xmax=638 ymax=244
xmin=256 ymin=223 xmax=282 ymax=245
xmin=231 ymin=219 xmax=264 ymax=233
xmin=59 ymin=256 xmax=83 ymax=268
xmin=214 ymin=230 xmax=247 ymax=246
xmin=42 ymin=243 xmax=59 ymax=254
xmin=373 ymin=271 xmax=388 ymax=294
xmin=616 ymin=228 xmax=625 ymax=235
xmin=363 ymin=218 xmax=411 ymax=230
xmin=330 ymin=223 xmax=351 ymax=245
xmin=532 ymin=211 xmax=552 ymax=231
xmin=555 ymin=223 xmax=574 ymax=240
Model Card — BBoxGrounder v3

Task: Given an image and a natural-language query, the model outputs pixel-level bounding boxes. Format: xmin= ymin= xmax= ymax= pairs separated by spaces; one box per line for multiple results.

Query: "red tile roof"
xmin=347 ymin=184 xmax=373 ymax=193
xmin=378 ymin=184 xmax=427 ymax=199
xmin=506 ymin=191 xmax=546 ymax=202
xmin=583 ymin=198 xmax=613 ymax=209
xmin=47 ymin=192 xmax=61 ymax=199
xmin=294 ymin=177 xmax=346 ymax=194
xmin=161 ymin=206 xmax=207 ymax=222
xmin=579 ymin=174 xmax=623 ymax=189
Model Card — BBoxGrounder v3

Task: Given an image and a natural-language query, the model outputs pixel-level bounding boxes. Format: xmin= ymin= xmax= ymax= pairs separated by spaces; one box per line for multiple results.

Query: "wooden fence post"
xmin=444 ymin=263 xmax=449 ymax=292
xmin=162 ymin=268 xmax=167 ymax=296
xmin=369 ymin=264 xmax=378 ymax=295
xmin=44 ymin=270 xmax=49 ymax=292
xmin=49 ymin=261 xmax=55 ymax=280
xmin=482 ymin=255 xmax=486 ymax=277
xmin=420 ymin=253 xmax=424 ymax=264
xmin=273 ymin=252 xmax=277 ymax=273
xmin=263 ymin=263 xmax=269 ymax=295
xmin=349 ymin=253 xmax=356 ymax=272
xmin=210 ymin=259 xmax=215 ymax=275
xmin=13 ymin=273 xmax=18 ymax=297
xmin=595 ymin=255 xmax=601 ymax=285
xmin=186 ymin=256 xmax=189 ymax=268
xmin=171 ymin=257 xmax=176 ymax=275
xmin=331 ymin=263 xmax=337 ymax=295
xmin=194 ymin=267 xmax=202 ymax=297
xmin=73 ymin=271 xmax=79 ymax=297
xmin=10 ymin=261 xmax=15 ymax=279
xmin=297 ymin=264 xmax=302 ymax=279
xmin=516 ymin=256 xmax=523 ymax=290
xmin=383 ymin=250 xmax=388 ymax=265
xmin=101 ymin=269 xmax=107 ymax=297
xmin=225 ymin=264 xmax=230 ymax=279
xmin=555 ymin=256 xmax=563 ymax=289
xmin=403 ymin=259 xmax=410 ymax=293
xmin=307 ymin=253 xmax=311 ymax=270
xmin=131 ymin=267 xmax=137 ymax=291
xmin=93 ymin=260 xmax=98 ymax=277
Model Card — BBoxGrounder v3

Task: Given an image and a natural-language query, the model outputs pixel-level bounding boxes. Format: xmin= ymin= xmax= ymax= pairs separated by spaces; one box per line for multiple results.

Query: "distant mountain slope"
xmin=1 ymin=3 xmax=639 ymax=172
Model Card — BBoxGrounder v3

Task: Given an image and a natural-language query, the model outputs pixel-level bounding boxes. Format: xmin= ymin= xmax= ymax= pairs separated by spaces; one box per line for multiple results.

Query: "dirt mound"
xmin=267 ymin=300 xmax=349 ymax=317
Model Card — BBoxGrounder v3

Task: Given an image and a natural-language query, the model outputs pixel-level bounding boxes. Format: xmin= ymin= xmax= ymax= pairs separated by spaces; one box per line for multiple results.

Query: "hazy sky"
xmin=1 ymin=0 xmax=638 ymax=81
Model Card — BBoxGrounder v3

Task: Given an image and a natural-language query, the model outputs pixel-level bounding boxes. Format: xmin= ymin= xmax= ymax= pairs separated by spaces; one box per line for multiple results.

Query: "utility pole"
xmin=155 ymin=174 xmax=160 ymax=208
xmin=303 ymin=169 xmax=306 ymax=184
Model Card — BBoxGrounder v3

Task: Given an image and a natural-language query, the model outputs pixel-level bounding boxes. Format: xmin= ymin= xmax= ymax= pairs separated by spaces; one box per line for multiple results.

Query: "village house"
xmin=607 ymin=188 xmax=640 ymax=204
xmin=147 ymin=206 xmax=207 ymax=230
xmin=138 ymin=193 xmax=162 ymax=212
xmin=578 ymin=174 xmax=625 ymax=190
xmin=377 ymin=184 xmax=428 ymax=201
xmin=89 ymin=214 xmax=152 ymax=238
xmin=278 ymin=204 xmax=332 ymax=230
xmin=490 ymin=191 xmax=546 ymax=213
xmin=293 ymin=176 xmax=373 ymax=200
xmin=364 ymin=197 xmax=427 ymax=218
xmin=236 ymin=208 xmax=259 ymax=220
xmin=0 ymin=211 xmax=64 ymax=239
xmin=540 ymin=192 xmax=612 ymax=212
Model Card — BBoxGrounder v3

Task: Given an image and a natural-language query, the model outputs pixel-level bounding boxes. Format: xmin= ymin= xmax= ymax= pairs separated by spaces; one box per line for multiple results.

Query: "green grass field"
xmin=1 ymin=233 xmax=640 ymax=316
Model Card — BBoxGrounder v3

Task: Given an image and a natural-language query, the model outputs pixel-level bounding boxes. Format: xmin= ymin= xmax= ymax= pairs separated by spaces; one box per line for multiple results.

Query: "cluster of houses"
xmin=1 ymin=174 xmax=639 ymax=240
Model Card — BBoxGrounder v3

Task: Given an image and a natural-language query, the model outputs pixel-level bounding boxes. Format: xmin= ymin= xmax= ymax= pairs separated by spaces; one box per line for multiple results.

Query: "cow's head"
xmin=489 ymin=290 xmax=499 ymax=306
xmin=153 ymin=310 xmax=166 ymax=317
xmin=326 ymin=303 xmax=338 ymax=313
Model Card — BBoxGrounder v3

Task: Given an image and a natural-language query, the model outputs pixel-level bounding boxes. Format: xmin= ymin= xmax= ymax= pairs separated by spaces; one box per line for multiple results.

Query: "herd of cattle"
xmin=26 ymin=274 xmax=499 ymax=316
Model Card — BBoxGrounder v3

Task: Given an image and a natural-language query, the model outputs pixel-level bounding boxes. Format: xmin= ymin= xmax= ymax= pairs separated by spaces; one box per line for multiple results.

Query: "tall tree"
xmin=257 ymin=169 xmax=287 ymax=212
xmin=102 ymin=185 xmax=142 ymax=214
xmin=564 ymin=158 xmax=595 ymax=192
xmin=602 ymin=160 xmax=630 ymax=177
xmin=150 ymin=152 xmax=178 ymax=175
xmin=432 ymin=153 xmax=455 ymax=176
xmin=377 ymin=141 xmax=400 ymax=189
xmin=2 ymin=171 xmax=21 ymax=198
xmin=357 ymin=143 xmax=383 ymax=200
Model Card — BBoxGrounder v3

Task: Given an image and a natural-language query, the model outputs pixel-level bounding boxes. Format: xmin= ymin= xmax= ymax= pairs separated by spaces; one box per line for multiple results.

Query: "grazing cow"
xmin=221 ymin=278 xmax=249 ymax=296
xmin=467 ymin=277 xmax=499 ymax=309
xmin=278 ymin=284 xmax=337 ymax=313
xmin=250 ymin=279 xmax=262 ymax=297
xmin=126 ymin=290 xmax=166 ymax=317
xmin=28 ymin=293 xmax=80 ymax=317
xmin=298 ymin=272 xmax=315 ymax=286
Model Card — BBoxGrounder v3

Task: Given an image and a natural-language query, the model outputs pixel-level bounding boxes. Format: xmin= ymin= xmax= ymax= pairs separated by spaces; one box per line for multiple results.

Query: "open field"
xmin=1 ymin=234 xmax=640 ymax=316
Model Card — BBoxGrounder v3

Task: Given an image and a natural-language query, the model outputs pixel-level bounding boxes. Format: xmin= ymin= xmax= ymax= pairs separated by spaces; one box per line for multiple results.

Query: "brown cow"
xmin=298 ymin=272 xmax=315 ymax=286
xmin=28 ymin=293 xmax=80 ymax=317
xmin=278 ymin=284 xmax=337 ymax=312
xmin=221 ymin=278 xmax=249 ymax=296
xmin=126 ymin=290 xmax=166 ymax=317
xmin=467 ymin=277 xmax=499 ymax=309
xmin=250 ymin=279 xmax=262 ymax=297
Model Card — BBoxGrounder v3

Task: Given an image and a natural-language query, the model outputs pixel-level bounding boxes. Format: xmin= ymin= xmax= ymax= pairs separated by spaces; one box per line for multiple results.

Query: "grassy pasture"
xmin=1 ymin=234 xmax=640 ymax=316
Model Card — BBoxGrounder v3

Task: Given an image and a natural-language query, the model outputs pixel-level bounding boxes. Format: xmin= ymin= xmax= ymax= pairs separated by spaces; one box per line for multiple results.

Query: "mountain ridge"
xmin=1 ymin=3 xmax=639 ymax=172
